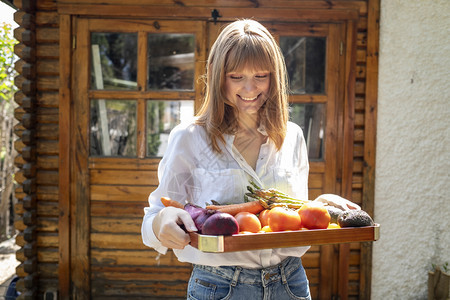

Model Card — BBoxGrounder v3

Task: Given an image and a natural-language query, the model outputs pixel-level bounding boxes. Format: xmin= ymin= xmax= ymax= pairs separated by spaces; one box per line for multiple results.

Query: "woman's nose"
xmin=243 ymin=79 xmax=257 ymax=91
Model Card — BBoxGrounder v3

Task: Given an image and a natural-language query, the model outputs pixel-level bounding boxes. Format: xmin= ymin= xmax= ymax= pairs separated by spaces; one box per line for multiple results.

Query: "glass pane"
xmin=290 ymin=103 xmax=325 ymax=160
xmin=147 ymin=100 xmax=194 ymax=157
xmin=280 ymin=37 xmax=326 ymax=94
xmin=90 ymin=100 xmax=137 ymax=157
xmin=148 ymin=34 xmax=195 ymax=91
xmin=91 ymin=33 xmax=138 ymax=90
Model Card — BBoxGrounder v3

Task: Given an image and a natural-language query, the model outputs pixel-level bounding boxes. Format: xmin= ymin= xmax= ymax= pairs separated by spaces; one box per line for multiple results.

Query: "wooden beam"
xmin=58 ymin=13 xmax=71 ymax=300
xmin=71 ymin=17 xmax=91 ymax=299
xmin=57 ymin=5 xmax=359 ymax=21
xmin=361 ymin=0 xmax=380 ymax=299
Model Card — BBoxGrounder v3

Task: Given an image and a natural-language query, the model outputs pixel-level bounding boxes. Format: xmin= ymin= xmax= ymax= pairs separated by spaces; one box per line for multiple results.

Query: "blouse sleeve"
xmin=141 ymin=124 xmax=197 ymax=254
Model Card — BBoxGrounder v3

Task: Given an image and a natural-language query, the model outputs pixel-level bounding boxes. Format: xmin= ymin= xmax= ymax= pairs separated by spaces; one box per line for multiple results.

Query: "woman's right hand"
xmin=152 ymin=207 xmax=197 ymax=249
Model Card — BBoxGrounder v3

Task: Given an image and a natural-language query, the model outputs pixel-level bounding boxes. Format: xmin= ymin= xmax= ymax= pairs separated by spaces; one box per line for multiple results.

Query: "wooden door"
xmin=71 ymin=18 xmax=206 ymax=299
xmin=70 ymin=17 xmax=353 ymax=299
xmin=209 ymin=21 xmax=350 ymax=299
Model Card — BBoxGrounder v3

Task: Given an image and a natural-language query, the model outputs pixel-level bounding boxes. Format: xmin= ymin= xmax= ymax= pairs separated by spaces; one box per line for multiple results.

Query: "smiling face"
xmin=225 ymin=67 xmax=270 ymax=117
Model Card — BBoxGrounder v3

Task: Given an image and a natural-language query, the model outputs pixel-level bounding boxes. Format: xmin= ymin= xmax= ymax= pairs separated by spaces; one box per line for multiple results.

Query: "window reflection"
xmin=280 ymin=36 xmax=326 ymax=94
xmin=148 ymin=34 xmax=195 ymax=91
xmin=147 ymin=100 xmax=194 ymax=157
xmin=91 ymin=33 xmax=138 ymax=90
xmin=90 ymin=100 xmax=137 ymax=157
xmin=290 ymin=103 xmax=325 ymax=160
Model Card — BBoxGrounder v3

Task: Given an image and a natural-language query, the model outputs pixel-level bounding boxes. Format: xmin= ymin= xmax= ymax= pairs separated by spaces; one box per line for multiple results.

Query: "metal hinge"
xmin=73 ymin=35 xmax=76 ymax=49
xmin=340 ymin=41 xmax=344 ymax=55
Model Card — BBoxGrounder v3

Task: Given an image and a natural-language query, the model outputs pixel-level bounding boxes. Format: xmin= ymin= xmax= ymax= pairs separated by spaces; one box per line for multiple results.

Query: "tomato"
xmin=258 ymin=209 xmax=270 ymax=227
xmin=235 ymin=212 xmax=262 ymax=233
xmin=298 ymin=202 xmax=331 ymax=229
xmin=268 ymin=207 xmax=302 ymax=232
xmin=259 ymin=225 xmax=272 ymax=233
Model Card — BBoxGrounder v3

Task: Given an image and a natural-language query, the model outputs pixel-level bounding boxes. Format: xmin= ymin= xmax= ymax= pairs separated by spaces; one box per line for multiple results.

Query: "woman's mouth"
xmin=238 ymin=94 xmax=260 ymax=102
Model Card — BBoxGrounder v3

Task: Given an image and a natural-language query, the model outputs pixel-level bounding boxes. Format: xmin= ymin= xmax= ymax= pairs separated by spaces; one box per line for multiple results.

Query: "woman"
xmin=142 ymin=19 xmax=356 ymax=299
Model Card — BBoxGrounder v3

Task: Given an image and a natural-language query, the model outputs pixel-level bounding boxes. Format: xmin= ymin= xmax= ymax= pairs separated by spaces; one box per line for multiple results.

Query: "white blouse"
xmin=141 ymin=121 xmax=310 ymax=268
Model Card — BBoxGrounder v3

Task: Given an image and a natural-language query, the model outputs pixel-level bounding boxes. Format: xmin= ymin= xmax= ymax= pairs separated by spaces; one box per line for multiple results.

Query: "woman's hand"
xmin=152 ymin=207 xmax=197 ymax=249
xmin=313 ymin=194 xmax=361 ymax=211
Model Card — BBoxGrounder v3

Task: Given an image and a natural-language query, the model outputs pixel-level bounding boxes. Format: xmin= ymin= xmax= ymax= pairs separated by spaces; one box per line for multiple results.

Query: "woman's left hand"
xmin=313 ymin=194 xmax=361 ymax=211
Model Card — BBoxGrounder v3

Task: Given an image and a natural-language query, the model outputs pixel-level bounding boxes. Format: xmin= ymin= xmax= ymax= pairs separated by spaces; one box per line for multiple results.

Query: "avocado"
xmin=326 ymin=206 xmax=344 ymax=223
xmin=337 ymin=210 xmax=374 ymax=227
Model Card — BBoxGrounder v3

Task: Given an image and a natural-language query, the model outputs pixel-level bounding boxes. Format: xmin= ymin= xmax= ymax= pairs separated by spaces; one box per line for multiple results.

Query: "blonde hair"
xmin=196 ymin=19 xmax=289 ymax=152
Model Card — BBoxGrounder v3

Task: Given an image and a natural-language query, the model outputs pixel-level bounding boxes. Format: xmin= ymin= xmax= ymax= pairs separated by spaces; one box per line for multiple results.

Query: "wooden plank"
xmin=90 ymin=249 xmax=190 ymax=267
xmin=137 ymin=30 xmax=147 ymax=158
xmin=37 ymin=59 xmax=59 ymax=75
xmin=38 ymin=92 xmax=58 ymax=108
xmin=57 ymin=0 xmax=367 ymax=14
xmin=37 ymin=248 xmax=59 ymax=262
xmin=337 ymin=19 xmax=358 ymax=300
xmin=91 ymin=233 xmax=148 ymax=250
xmin=37 ymin=76 xmax=59 ymax=91
xmin=91 ymin=217 xmax=142 ymax=233
xmin=88 ymin=89 xmax=195 ymax=100
xmin=91 ymin=280 xmax=188 ymax=299
xmin=355 ymin=112 xmax=364 ymax=126
xmin=36 ymin=27 xmax=59 ymax=43
xmin=37 ymin=202 xmax=58 ymax=217
xmin=342 ymin=20 xmax=357 ymax=199
xmin=89 ymin=157 xmax=160 ymax=170
xmin=90 ymin=169 xmax=159 ymax=185
xmin=36 ymin=0 xmax=57 ymax=10
xmin=36 ymin=123 xmax=59 ymax=139
xmin=91 ymin=266 xmax=191 ymax=281
xmin=37 ymin=44 xmax=59 ymax=59
xmin=90 ymin=185 xmax=154 ymax=201
xmin=190 ymin=226 xmax=379 ymax=252
xmin=37 ymin=185 xmax=59 ymax=200
xmin=91 ymin=201 xmax=146 ymax=217
xmin=71 ymin=16 xmax=90 ymax=299
xmin=37 ymin=170 xmax=58 ymax=185
xmin=37 ymin=155 xmax=58 ymax=170
xmin=308 ymin=173 xmax=324 ymax=190
xmin=36 ymin=11 xmax=59 ymax=26
xmin=360 ymin=0 xmax=380 ymax=298
xmin=58 ymin=5 xmax=360 ymax=21
xmin=37 ymin=233 xmax=58 ymax=248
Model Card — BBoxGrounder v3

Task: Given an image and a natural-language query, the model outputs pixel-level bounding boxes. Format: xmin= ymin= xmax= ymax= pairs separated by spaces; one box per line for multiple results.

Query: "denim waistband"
xmin=192 ymin=256 xmax=302 ymax=287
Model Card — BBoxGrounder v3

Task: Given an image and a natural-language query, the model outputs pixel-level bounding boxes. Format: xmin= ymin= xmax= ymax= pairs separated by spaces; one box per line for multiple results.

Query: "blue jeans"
xmin=187 ymin=256 xmax=311 ymax=300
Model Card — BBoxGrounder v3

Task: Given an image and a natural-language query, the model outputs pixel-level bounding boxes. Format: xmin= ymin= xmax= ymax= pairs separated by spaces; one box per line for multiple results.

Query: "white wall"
xmin=372 ymin=0 xmax=450 ymax=299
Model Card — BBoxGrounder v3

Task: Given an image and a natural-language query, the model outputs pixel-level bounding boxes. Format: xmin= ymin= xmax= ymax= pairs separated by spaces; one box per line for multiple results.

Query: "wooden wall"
xmin=12 ymin=0 xmax=379 ymax=299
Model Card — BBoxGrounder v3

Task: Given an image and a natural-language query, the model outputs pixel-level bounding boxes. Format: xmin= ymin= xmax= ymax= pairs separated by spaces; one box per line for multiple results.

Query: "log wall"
xmin=12 ymin=0 xmax=379 ymax=299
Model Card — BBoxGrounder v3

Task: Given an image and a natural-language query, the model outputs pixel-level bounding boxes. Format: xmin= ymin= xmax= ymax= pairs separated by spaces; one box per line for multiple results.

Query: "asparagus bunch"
xmin=245 ymin=181 xmax=310 ymax=210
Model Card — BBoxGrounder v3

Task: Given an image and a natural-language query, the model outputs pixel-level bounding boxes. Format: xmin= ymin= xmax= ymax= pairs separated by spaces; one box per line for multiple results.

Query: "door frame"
xmin=59 ymin=13 xmax=357 ymax=300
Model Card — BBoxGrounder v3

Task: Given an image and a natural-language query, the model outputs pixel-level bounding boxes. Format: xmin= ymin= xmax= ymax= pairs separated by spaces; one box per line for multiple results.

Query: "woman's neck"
xmin=237 ymin=112 xmax=259 ymax=134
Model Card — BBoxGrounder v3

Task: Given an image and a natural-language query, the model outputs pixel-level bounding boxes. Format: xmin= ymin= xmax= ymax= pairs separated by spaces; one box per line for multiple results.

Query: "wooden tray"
xmin=189 ymin=224 xmax=380 ymax=252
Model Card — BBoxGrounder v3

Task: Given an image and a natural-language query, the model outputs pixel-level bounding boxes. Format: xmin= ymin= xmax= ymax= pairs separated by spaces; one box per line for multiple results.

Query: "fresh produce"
xmin=258 ymin=209 xmax=270 ymax=227
xmin=338 ymin=210 xmax=374 ymax=227
xmin=206 ymin=200 xmax=264 ymax=216
xmin=268 ymin=207 xmax=302 ymax=232
xmin=160 ymin=196 xmax=185 ymax=209
xmin=202 ymin=212 xmax=240 ymax=235
xmin=327 ymin=223 xmax=340 ymax=229
xmin=163 ymin=201 xmax=239 ymax=235
xmin=184 ymin=203 xmax=208 ymax=221
xmin=298 ymin=201 xmax=331 ymax=230
xmin=246 ymin=182 xmax=309 ymax=210
xmin=235 ymin=212 xmax=262 ymax=233
xmin=326 ymin=205 xmax=344 ymax=223
xmin=183 ymin=203 xmax=217 ymax=233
